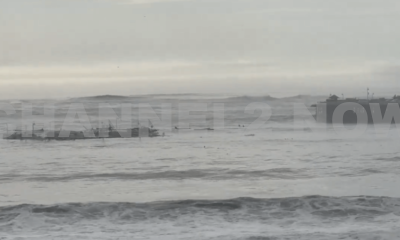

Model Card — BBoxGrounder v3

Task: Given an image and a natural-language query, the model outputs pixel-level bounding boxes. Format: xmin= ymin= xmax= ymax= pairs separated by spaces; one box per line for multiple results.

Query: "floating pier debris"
xmin=3 ymin=123 xmax=160 ymax=141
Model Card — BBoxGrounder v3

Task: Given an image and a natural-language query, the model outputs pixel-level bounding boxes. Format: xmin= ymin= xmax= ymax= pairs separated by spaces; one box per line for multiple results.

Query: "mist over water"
xmin=0 ymin=94 xmax=400 ymax=239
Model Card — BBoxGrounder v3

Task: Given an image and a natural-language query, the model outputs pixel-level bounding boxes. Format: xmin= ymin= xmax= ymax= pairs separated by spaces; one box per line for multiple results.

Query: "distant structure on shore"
xmin=313 ymin=91 xmax=400 ymax=124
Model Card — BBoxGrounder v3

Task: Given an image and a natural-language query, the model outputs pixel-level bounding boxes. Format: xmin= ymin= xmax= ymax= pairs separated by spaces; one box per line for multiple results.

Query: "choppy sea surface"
xmin=1 ymin=94 xmax=400 ymax=240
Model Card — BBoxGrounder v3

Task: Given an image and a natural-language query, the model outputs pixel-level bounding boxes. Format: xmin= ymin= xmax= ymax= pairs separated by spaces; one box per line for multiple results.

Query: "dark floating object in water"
xmin=194 ymin=128 xmax=214 ymax=131
xmin=174 ymin=126 xmax=191 ymax=130
xmin=3 ymin=122 xmax=160 ymax=141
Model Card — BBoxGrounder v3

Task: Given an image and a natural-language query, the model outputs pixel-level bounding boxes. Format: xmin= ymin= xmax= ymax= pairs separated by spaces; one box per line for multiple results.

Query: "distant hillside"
xmin=281 ymin=95 xmax=312 ymax=100
xmin=226 ymin=95 xmax=278 ymax=101
xmin=71 ymin=95 xmax=131 ymax=101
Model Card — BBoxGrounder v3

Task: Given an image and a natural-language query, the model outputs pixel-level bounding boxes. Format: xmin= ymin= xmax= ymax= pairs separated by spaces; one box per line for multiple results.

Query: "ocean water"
xmin=1 ymin=94 xmax=400 ymax=240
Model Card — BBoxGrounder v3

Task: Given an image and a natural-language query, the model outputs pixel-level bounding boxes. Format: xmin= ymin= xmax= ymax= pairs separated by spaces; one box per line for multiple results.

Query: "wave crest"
xmin=1 ymin=195 xmax=398 ymax=222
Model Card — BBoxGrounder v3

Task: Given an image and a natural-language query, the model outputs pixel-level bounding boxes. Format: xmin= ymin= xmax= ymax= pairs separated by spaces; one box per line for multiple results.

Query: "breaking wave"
xmin=1 ymin=195 xmax=399 ymax=223
xmin=0 ymin=168 xmax=313 ymax=183
xmin=1 ymin=195 xmax=400 ymax=238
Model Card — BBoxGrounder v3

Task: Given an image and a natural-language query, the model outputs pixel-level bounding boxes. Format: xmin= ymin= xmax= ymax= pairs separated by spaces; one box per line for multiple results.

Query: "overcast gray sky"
xmin=1 ymin=0 xmax=400 ymax=99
